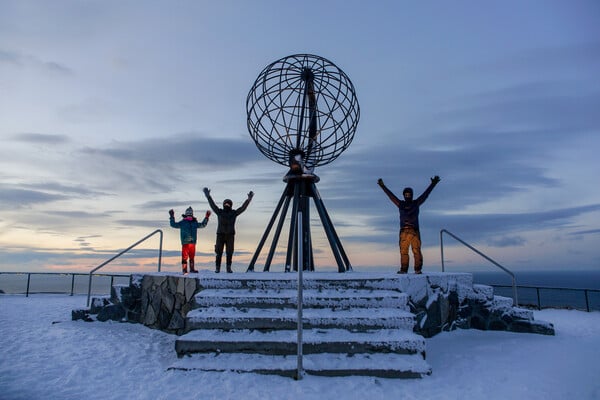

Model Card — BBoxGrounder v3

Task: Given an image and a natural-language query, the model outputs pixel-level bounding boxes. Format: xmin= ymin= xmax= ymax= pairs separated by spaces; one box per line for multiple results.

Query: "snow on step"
xmin=197 ymin=272 xmax=409 ymax=291
xmin=185 ymin=307 xmax=416 ymax=330
xmin=168 ymin=352 xmax=431 ymax=379
xmin=175 ymin=328 xmax=426 ymax=357
xmin=194 ymin=288 xmax=410 ymax=310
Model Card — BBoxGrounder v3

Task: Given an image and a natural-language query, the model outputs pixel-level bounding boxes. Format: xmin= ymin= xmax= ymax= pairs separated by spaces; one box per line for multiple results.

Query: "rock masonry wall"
xmin=73 ymin=272 xmax=555 ymax=337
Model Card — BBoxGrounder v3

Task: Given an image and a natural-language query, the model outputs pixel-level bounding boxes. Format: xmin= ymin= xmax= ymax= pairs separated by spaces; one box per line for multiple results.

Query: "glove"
xmin=377 ymin=178 xmax=384 ymax=187
xmin=203 ymin=187 xmax=210 ymax=195
xmin=248 ymin=191 xmax=254 ymax=199
xmin=205 ymin=210 xmax=211 ymax=219
xmin=431 ymin=175 xmax=441 ymax=184
xmin=168 ymin=209 xmax=174 ymax=218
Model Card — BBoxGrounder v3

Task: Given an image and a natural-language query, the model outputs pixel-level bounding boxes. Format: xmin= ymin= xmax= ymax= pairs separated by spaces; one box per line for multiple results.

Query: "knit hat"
xmin=223 ymin=199 xmax=233 ymax=208
xmin=183 ymin=207 xmax=193 ymax=217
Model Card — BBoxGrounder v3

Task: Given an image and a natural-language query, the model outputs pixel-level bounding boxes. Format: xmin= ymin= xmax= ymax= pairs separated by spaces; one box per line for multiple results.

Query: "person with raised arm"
xmin=377 ymin=176 xmax=440 ymax=274
xmin=203 ymin=188 xmax=254 ymax=273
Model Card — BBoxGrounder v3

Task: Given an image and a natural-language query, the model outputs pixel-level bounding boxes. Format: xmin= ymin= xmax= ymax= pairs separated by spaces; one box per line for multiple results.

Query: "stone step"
xmin=198 ymin=272 xmax=411 ymax=291
xmin=175 ymin=328 xmax=426 ymax=357
xmin=194 ymin=288 xmax=410 ymax=310
xmin=168 ymin=352 xmax=431 ymax=379
xmin=185 ymin=307 xmax=416 ymax=331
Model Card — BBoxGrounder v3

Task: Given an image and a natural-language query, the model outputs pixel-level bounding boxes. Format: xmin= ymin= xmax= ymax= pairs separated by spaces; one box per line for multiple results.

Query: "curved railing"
xmin=86 ymin=229 xmax=163 ymax=306
xmin=440 ymin=229 xmax=518 ymax=306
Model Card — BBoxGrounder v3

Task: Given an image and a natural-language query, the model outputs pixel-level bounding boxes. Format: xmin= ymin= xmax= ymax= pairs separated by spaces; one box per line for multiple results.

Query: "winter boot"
xmin=215 ymin=265 xmax=221 ymax=273
xmin=226 ymin=265 xmax=233 ymax=273
xmin=190 ymin=260 xmax=198 ymax=273
xmin=182 ymin=264 xmax=188 ymax=275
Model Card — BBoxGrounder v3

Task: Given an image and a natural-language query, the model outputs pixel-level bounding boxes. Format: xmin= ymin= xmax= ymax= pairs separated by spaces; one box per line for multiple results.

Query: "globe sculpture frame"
xmin=246 ymin=54 xmax=360 ymax=272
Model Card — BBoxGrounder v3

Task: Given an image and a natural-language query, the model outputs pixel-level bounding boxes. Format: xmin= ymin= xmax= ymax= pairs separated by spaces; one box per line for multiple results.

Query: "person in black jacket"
xmin=169 ymin=207 xmax=211 ymax=274
xmin=377 ymin=176 xmax=441 ymax=274
xmin=203 ymin=187 xmax=254 ymax=273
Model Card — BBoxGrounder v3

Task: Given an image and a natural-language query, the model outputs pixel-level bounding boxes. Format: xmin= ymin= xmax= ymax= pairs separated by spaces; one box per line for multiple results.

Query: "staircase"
xmin=169 ymin=274 xmax=432 ymax=378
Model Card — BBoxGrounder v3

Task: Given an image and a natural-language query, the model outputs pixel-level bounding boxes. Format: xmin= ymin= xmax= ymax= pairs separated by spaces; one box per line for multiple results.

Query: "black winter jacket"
xmin=205 ymin=194 xmax=251 ymax=235
xmin=380 ymin=180 xmax=437 ymax=232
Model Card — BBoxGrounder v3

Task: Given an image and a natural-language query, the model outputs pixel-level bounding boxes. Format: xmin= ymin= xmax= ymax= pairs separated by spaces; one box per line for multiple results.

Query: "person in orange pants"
xmin=169 ymin=207 xmax=210 ymax=274
xmin=377 ymin=176 xmax=440 ymax=274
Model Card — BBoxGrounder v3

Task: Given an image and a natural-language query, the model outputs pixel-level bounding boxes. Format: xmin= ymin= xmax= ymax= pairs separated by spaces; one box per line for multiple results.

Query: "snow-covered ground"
xmin=1 ymin=294 xmax=599 ymax=400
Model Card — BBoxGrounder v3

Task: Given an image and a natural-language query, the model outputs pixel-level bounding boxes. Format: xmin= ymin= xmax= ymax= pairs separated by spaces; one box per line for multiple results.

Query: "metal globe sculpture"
xmin=246 ymin=54 xmax=360 ymax=273
xmin=247 ymin=54 xmax=360 ymax=171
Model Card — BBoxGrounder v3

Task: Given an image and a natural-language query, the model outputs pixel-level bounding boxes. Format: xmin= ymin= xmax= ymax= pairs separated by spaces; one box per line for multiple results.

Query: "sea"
xmin=1 ymin=269 xmax=599 ymax=311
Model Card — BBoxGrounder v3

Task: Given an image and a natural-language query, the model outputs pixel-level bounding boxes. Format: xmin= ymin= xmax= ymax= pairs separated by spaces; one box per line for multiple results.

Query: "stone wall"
xmin=72 ymin=273 xmax=201 ymax=335
xmin=408 ymin=277 xmax=555 ymax=337
xmin=73 ymin=272 xmax=554 ymax=337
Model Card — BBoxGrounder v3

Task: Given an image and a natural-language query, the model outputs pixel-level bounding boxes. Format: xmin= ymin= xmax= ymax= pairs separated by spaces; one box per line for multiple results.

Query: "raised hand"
xmin=203 ymin=187 xmax=210 ymax=195
xmin=205 ymin=210 xmax=211 ymax=219
xmin=377 ymin=178 xmax=384 ymax=187
xmin=431 ymin=175 xmax=441 ymax=184
xmin=168 ymin=209 xmax=174 ymax=218
xmin=248 ymin=191 xmax=254 ymax=199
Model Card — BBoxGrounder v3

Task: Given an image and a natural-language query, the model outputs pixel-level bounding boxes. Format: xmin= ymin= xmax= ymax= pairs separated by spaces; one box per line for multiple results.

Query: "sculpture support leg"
xmin=264 ymin=194 xmax=292 ymax=271
xmin=247 ymin=185 xmax=289 ymax=272
xmin=285 ymin=183 xmax=301 ymax=272
xmin=311 ymin=182 xmax=351 ymax=272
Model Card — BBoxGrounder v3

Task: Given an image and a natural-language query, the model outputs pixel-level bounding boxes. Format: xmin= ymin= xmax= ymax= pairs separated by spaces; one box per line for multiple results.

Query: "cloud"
xmin=79 ymin=134 xmax=257 ymax=169
xmin=11 ymin=133 xmax=71 ymax=145
xmin=569 ymin=228 xmax=600 ymax=236
xmin=0 ymin=187 xmax=68 ymax=207
xmin=427 ymin=204 xmax=600 ymax=243
xmin=0 ymin=182 xmax=108 ymax=208
xmin=21 ymin=182 xmax=107 ymax=197
xmin=0 ymin=48 xmax=73 ymax=75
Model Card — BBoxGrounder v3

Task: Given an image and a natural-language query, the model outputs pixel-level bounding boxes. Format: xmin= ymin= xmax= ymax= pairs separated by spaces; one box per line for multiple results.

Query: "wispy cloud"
xmin=11 ymin=133 xmax=71 ymax=145
xmin=0 ymin=49 xmax=73 ymax=75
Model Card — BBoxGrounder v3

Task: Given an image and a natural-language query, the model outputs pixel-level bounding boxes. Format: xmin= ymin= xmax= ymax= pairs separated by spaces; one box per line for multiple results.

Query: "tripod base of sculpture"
xmin=247 ymin=173 xmax=351 ymax=273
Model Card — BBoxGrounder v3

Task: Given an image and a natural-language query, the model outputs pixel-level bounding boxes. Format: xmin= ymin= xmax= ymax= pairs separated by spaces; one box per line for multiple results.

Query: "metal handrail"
xmin=86 ymin=229 xmax=163 ymax=306
xmin=440 ymin=229 xmax=518 ymax=306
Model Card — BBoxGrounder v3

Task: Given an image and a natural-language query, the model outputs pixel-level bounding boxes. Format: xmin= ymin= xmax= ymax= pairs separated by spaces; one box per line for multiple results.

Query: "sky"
xmin=1 ymin=1 xmax=600 ymax=275
xmin=0 ymin=294 xmax=599 ymax=399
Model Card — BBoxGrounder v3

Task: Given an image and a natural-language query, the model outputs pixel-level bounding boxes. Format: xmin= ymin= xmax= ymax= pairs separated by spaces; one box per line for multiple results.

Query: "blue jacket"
xmin=169 ymin=216 xmax=208 ymax=244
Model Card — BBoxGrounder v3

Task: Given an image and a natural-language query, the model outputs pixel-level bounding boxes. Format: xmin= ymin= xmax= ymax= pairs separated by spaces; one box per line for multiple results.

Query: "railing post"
xmin=536 ymin=288 xmax=541 ymax=310
xmin=158 ymin=230 xmax=163 ymax=272
xmin=70 ymin=274 xmax=75 ymax=296
xmin=585 ymin=290 xmax=590 ymax=312
xmin=87 ymin=273 xmax=93 ymax=307
xmin=26 ymin=273 xmax=31 ymax=297
xmin=440 ymin=230 xmax=445 ymax=272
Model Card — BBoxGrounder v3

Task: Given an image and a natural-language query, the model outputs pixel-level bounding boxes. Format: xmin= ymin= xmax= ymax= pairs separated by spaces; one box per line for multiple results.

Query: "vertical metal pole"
xmin=70 ymin=274 xmax=75 ymax=296
xmin=536 ymin=288 xmax=541 ymax=310
xmin=296 ymin=211 xmax=304 ymax=380
xmin=158 ymin=230 xmax=163 ymax=272
xmin=440 ymin=230 xmax=446 ymax=272
xmin=585 ymin=290 xmax=590 ymax=312
xmin=87 ymin=273 xmax=93 ymax=307
xmin=512 ymin=276 xmax=519 ymax=307
xmin=26 ymin=273 xmax=31 ymax=297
